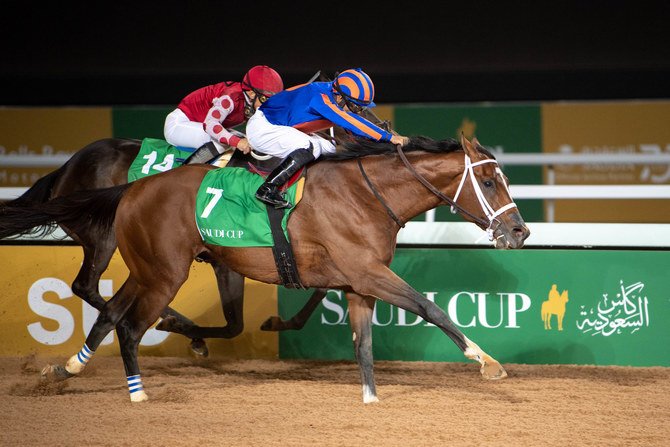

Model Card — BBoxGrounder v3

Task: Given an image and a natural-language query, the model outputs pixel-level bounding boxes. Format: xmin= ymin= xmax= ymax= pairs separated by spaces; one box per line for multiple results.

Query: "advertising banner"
xmin=0 ymin=107 xmax=112 ymax=187
xmin=394 ymin=104 xmax=543 ymax=222
xmin=542 ymin=101 xmax=670 ymax=222
xmin=0 ymin=247 xmax=279 ymax=358
xmin=278 ymin=248 xmax=670 ymax=367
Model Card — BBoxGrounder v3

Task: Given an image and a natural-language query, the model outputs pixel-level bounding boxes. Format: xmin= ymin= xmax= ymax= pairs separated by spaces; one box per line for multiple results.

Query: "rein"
xmin=357 ymin=159 xmax=405 ymax=228
xmin=395 ymin=145 xmax=518 ymax=240
xmin=394 ymin=145 xmax=490 ymax=228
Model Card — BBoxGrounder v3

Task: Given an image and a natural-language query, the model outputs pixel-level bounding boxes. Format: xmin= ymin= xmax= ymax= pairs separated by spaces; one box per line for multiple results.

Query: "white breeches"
xmin=164 ymin=109 xmax=224 ymax=152
xmin=246 ymin=110 xmax=337 ymax=159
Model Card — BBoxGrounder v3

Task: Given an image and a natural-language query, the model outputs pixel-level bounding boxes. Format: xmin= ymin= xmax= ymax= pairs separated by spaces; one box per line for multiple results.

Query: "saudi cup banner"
xmin=278 ymin=248 xmax=670 ymax=367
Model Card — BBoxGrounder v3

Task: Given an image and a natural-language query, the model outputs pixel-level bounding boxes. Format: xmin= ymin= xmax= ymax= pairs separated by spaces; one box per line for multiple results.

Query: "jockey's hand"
xmin=391 ymin=135 xmax=410 ymax=147
xmin=236 ymin=138 xmax=252 ymax=154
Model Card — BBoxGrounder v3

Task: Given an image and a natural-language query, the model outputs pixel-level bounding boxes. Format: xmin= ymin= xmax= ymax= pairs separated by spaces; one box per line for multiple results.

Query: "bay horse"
xmin=0 ymin=134 xmax=530 ymax=403
xmin=1 ymin=137 xmax=332 ymax=355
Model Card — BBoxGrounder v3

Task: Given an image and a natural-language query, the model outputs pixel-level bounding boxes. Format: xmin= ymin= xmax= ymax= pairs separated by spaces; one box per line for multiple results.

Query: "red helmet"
xmin=242 ymin=65 xmax=284 ymax=97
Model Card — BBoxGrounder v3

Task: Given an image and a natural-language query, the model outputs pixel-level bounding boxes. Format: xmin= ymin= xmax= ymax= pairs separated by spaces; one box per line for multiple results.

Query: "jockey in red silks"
xmin=247 ymin=68 xmax=409 ymax=209
xmin=164 ymin=65 xmax=284 ymax=165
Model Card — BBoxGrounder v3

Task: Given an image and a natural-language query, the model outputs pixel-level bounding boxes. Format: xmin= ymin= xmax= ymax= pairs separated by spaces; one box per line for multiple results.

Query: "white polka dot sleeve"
xmin=203 ymin=95 xmax=242 ymax=148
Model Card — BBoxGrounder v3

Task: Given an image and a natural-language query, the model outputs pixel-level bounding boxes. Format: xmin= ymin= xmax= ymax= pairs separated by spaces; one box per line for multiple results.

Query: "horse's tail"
xmin=0 ymin=165 xmax=65 ymax=207
xmin=0 ymin=183 xmax=132 ymax=240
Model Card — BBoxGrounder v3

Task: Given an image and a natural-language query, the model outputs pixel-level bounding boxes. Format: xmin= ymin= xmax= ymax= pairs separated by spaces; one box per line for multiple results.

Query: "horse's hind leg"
xmin=65 ymin=279 xmax=139 ymax=377
xmin=68 ymin=231 xmax=117 ymax=310
xmin=116 ymin=290 xmax=178 ymax=402
xmin=346 ymin=292 xmax=378 ymax=404
xmin=70 ymin=228 xmax=211 ymax=356
xmin=260 ymin=288 xmax=327 ymax=332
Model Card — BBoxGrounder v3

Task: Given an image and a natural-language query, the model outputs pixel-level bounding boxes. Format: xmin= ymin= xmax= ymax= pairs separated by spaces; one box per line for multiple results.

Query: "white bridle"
xmin=451 ymin=154 xmax=518 ymax=241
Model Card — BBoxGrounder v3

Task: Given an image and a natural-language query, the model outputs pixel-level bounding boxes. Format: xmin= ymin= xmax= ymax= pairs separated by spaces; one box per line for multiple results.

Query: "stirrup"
xmin=256 ymin=185 xmax=291 ymax=209
xmin=183 ymin=142 xmax=220 ymax=165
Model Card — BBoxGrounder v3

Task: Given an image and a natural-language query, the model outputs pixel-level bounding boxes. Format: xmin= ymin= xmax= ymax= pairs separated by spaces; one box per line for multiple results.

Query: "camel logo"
xmin=541 ymin=284 xmax=569 ymax=331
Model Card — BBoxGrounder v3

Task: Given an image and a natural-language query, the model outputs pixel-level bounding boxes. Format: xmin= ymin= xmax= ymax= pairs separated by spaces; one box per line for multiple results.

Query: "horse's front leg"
xmin=213 ymin=261 xmax=245 ymax=338
xmin=155 ymin=262 xmax=245 ymax=356
xmin=346 ymin=292 xmax=378 ymax=403
xmin=260 ymin=288 xmax=328 ymax=331
xmin=352 ymin=266 xmax=507 ymax=381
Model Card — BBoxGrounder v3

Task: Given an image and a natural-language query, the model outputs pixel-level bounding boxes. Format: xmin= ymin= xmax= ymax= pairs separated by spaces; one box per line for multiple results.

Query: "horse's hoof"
xmin=130 ymin=390 xmax=149 ymax=402
xmin=363 ymin=395 xmax=379 ymax=404
xmin=480 ymin=359 xmax=508 ymax=380
xmin=190 ymin=339 xmax=209 ymax=358
xmin=260 ymin=317 xmax=280 ymax=331
xmin=156 ymin=316 xmax=178 ymax=332
xmin=41 ymin=364 xmax=74 ymax=381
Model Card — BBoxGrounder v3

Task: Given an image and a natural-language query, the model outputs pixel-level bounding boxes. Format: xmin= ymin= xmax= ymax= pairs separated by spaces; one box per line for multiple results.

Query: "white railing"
xmin=3 ymin=152 xmax=670 ymax=168
xmin=2 ymin=152 xmax=670 ymax=224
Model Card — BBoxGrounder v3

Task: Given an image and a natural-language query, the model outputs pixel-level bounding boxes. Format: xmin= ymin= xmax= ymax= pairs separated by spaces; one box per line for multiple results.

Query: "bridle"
xmin=449 ymin=151 xmax=518 ymax=239
xmin=358 ymin=144 xmax=518 ymax=241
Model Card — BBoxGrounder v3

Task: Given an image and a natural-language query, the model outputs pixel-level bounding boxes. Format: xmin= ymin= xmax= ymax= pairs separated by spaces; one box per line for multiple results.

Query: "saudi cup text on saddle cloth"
xmin=195 ymin=167 xmax=301 ymax=247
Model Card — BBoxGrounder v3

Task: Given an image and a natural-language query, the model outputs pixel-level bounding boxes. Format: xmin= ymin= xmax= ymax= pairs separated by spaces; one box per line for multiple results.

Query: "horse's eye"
xmin=483 ymin=180 xmax=494 ymax=188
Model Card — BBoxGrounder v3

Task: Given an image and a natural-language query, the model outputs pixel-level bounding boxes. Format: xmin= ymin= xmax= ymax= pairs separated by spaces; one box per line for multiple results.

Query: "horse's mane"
xmin=321 ymin=135 xmax=495 ymax=161
xmin=322 ymin=135 xmax=457 ymax=160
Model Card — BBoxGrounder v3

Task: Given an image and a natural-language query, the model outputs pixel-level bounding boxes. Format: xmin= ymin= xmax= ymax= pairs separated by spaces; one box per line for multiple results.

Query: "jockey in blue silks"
xmin=247 ymin=68 xmax=409 ymax=209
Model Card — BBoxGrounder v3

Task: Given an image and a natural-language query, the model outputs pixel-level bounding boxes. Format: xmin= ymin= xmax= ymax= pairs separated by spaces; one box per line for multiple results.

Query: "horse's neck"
xmin=375 ymin=152 xmax=464 ymax=219
xmin=314 ymin=152 xmax=464 ymax=226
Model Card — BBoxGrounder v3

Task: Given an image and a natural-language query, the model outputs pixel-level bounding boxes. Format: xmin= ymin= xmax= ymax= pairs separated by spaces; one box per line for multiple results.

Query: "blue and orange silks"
xmin=258 ymin=81 xmax=393 ymax=142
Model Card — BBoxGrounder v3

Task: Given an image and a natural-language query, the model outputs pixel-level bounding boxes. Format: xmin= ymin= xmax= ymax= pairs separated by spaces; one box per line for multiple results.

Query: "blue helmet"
xmin=333 ymin=68 xmax=376 ymax=107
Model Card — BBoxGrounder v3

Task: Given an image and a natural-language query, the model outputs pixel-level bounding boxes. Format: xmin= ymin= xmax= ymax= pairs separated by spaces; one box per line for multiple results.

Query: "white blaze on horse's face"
xmin=451 ymin=153 xmax=518 ymax=243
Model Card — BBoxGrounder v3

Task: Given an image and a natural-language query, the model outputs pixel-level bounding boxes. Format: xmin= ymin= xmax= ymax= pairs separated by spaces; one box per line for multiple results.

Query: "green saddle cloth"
xmin=127 ymin=138 xmax=194 ymax=182
xmin=195 ymin=167 xmax=299 ymax=247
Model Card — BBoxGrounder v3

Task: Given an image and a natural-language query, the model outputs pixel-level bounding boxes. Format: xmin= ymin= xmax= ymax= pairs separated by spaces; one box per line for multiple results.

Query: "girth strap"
xmin=265 ymin=205 xmax=304 ymax=289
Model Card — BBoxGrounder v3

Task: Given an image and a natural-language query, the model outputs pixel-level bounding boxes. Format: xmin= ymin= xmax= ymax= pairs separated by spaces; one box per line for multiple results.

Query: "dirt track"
xmin=1 ymin=355 xmax=668 ymax=447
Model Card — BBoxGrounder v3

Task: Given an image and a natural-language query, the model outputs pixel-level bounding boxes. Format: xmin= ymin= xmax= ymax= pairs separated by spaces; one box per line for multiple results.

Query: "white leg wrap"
xmin=65 ymin=344 xmax=94 ymax=375
xmin=128 ymin=375 xmax=148 ymax=402
xmin=362 ymin=384 xmax=379 ymax=404
xmin=65 ymin=355 xmax=86 ymax=375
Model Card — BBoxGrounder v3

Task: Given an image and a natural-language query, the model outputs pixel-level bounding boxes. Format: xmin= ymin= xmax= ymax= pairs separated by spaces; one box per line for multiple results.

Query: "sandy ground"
xmin=0 ymin=355 xmax=668 ymax=447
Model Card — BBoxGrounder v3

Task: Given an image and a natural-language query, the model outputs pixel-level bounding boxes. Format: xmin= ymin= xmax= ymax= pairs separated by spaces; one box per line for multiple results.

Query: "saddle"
xmin=217 ymin=149 xmax=306 ymax=289
xmin=221 ymin=149 xmax=305 ymax=191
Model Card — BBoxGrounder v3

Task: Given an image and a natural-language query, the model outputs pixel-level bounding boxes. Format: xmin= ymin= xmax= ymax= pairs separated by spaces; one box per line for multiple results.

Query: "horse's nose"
xmin=515 ymin=224 xmax=530 ymax=242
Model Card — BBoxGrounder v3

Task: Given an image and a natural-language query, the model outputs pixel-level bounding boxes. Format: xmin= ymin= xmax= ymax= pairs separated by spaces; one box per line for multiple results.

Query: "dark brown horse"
xmin=0 ymin=134 xmax=530 ymax=403
xmin=0 ymin=138 xmax=328 ymax=355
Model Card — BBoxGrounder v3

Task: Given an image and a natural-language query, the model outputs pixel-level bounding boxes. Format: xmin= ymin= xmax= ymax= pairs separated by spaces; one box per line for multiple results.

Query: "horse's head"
xmin=452 ymin=135 xmax=530 ymax=249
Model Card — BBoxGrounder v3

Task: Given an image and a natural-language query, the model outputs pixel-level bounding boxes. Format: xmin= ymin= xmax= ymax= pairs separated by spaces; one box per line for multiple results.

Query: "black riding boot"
xmin=255 ymin=147 xmax=315 ymax=209
xmin=183 ymin=142 xmax=221 ymax=165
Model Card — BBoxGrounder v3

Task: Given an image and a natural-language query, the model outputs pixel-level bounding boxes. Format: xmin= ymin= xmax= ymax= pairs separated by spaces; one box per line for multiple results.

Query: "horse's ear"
xmin=460 ymin=133 xmax=476 ymax=159
xmin=472 ymin=137 xmax=481 ymax=148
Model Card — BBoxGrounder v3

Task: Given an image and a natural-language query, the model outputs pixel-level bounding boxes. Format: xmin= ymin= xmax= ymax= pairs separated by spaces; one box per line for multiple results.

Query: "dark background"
xmin=1 ymin=1 xmax=669 ymax=106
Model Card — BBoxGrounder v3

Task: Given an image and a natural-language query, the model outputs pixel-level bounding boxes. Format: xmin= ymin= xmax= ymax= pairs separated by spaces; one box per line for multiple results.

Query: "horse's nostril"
xmin=514 ymin=226 xmax=530 ymax=241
